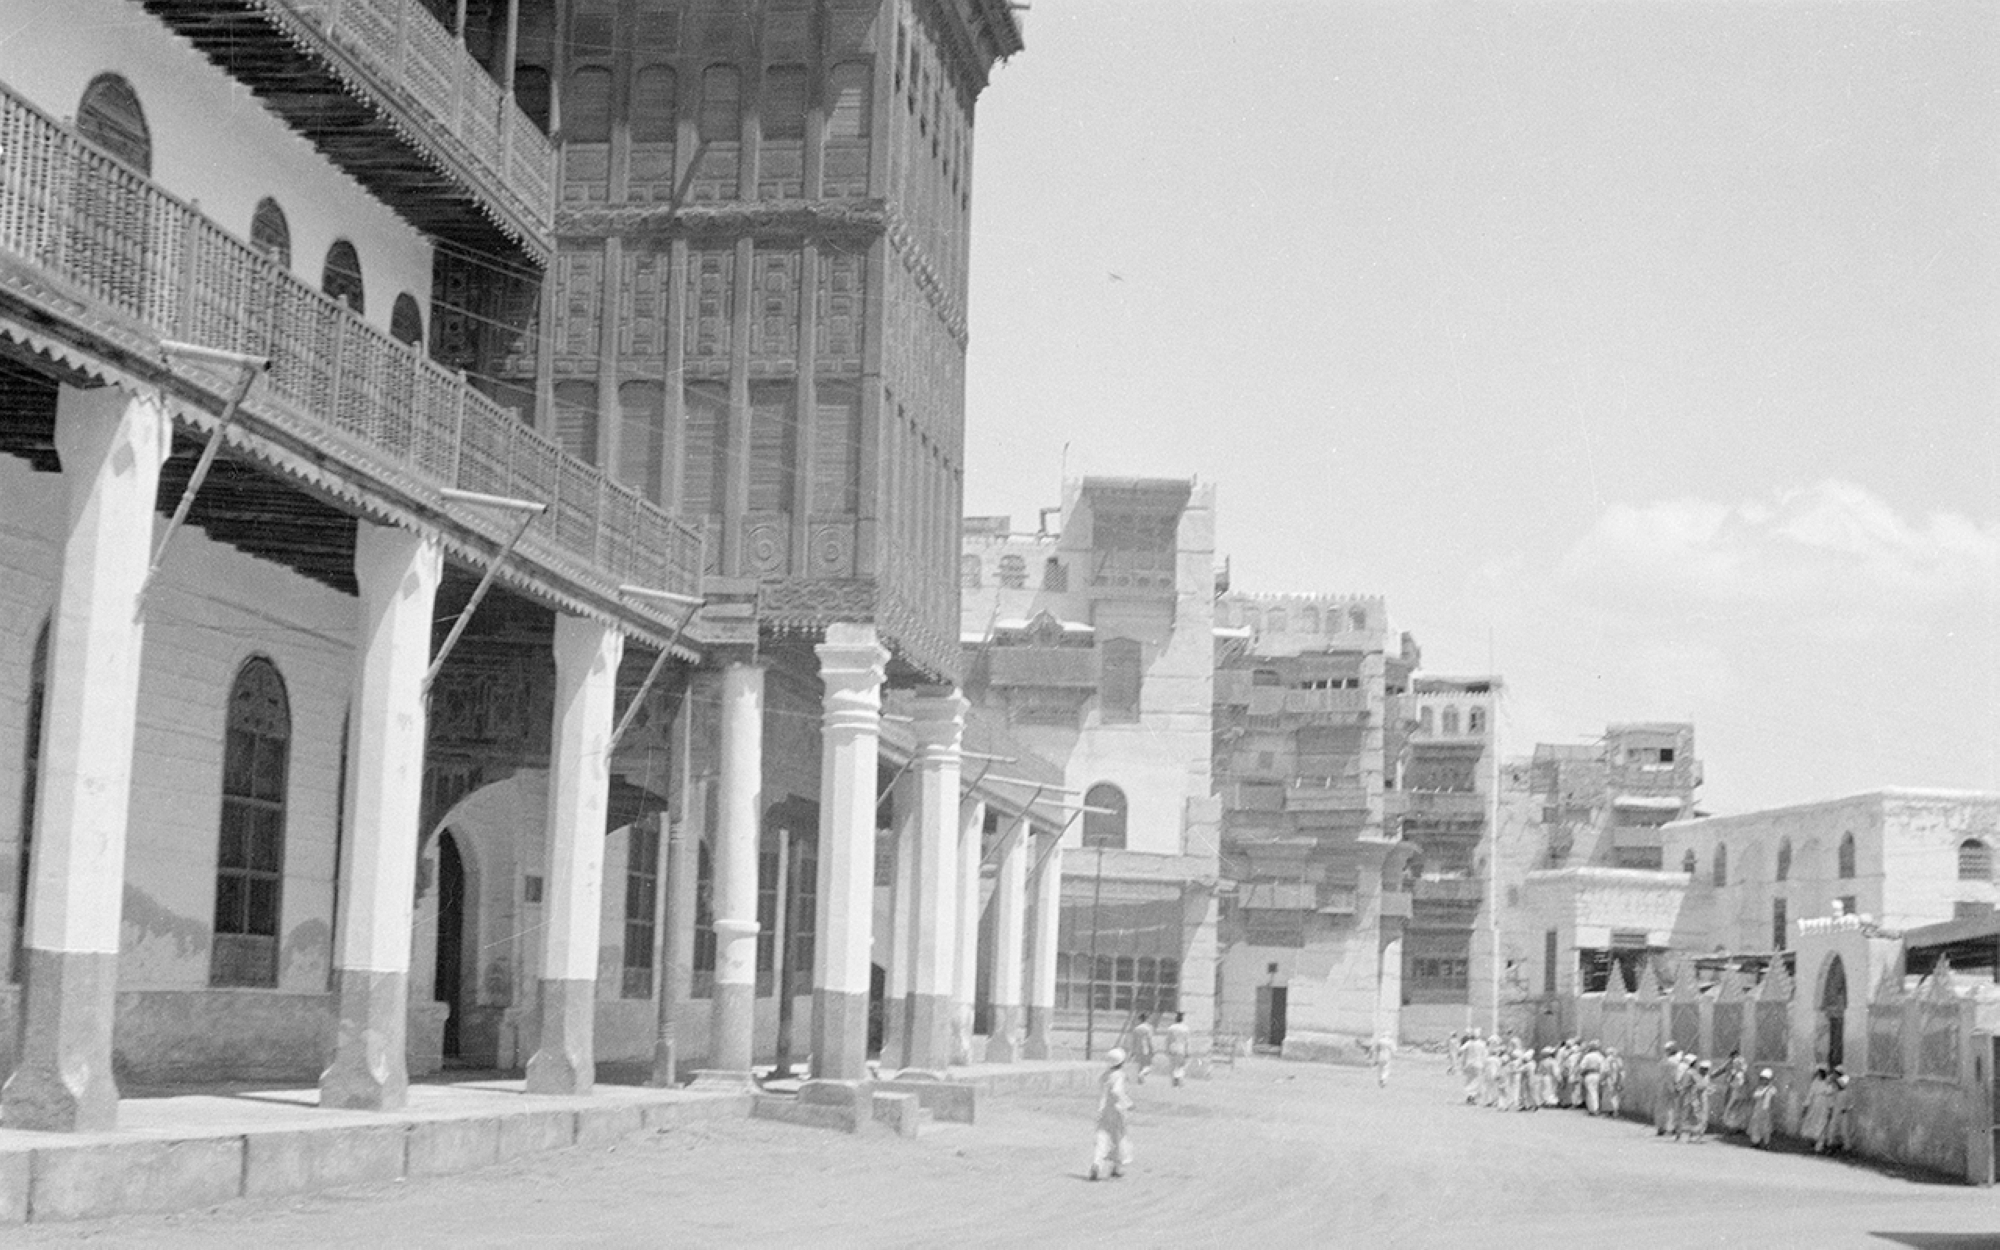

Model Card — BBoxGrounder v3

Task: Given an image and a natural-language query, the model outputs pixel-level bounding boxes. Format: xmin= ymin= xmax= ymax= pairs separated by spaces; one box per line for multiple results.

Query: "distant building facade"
xmin=960 ymin=480 xmax=1221 ymax=1055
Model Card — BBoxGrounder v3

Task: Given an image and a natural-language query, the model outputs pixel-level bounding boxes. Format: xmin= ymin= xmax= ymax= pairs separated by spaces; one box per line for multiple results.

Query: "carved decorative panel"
xmin=683 ymin=248 xmax=733 ymax=374
xmin=619 ymin=246 xmax=667 ymax=364
xmin=556 ymin=245 xmax=603 ymax=363
xmin=807 ymin=520 xmax=855 ymax=578
xmin=748 ymin=248 xmax=800 ymax=365
xmin=811 ymin=382 xmax=859 ymax=513
xmin=743 ymin=515 xmax=789 ymax=577
xmin=757 ymin=143 xmax=805 ymax=200
xmin=561 ymin=145 xmax=610 ymax=205
xmin=815 ymin=247 xmax=864 ymax=375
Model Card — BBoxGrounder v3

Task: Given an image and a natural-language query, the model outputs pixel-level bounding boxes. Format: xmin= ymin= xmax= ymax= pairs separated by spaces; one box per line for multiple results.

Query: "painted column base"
xmin=319 ymin=969 xmax=411 ymax=1111
xmin=2 ymin=948 xmax=119 ymax=1132
xmin=903 ymin=992 xmax=955 ymax=1070
xmin=648 ymin=1036 xmax=680 ymax=1088
xmin=525 ymin=977 xmax=596 ymax=1096
xmin=986 ymin=1004 xmax=1024 ymax=1064
xmin=950 ymin=1003 xmax=975 ymax=1066
xmin=811 ymin=987 xmax=871 ymax=1080
xmin=709 ymin=980 xmax=756 ymax=1075
xmin=1023 ymin=1006 xmax=1053 ymax=1060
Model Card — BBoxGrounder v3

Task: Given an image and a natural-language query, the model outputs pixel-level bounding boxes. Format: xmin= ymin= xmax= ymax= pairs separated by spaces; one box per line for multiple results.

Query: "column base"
xmin=647 ymin=1036 xmax=679 ymax=1088
xmin=1023 ymin=1008 xmax=1053 ymax=1061
xmin=319 ymin=969 xmax=410 ymax=1112
xmin=986 ymin=1004 xmax=1024 ymax=1064
xmin=709 ymin=979 xmax=755 ymax=1075
xmin=903 ymin=992 xmax=955 ymax=1070
xmin=811 ymin=987 xmax=871 ymax=1080
xmin=525 ymin=977 xmax=596 ymax=1096
xmin=2 ymin=949 xmax=119 ymax=1132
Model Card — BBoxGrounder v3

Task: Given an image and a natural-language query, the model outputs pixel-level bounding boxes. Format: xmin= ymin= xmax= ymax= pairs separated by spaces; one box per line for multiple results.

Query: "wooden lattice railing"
xmin=0 ymin=81 xmax=702 ymax=603
xmin=270 ymin=0 xmax=556 ymax=231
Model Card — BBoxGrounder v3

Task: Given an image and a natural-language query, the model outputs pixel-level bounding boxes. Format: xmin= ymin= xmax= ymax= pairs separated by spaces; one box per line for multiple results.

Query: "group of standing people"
xmin=1652 ymin=1045 xmax=1774 ymax=1144
xmin=1449 ymin=1029 xmax=1626 ymax=1116
xmin=1798 ymin=1062 xmax=1856 ymax=1155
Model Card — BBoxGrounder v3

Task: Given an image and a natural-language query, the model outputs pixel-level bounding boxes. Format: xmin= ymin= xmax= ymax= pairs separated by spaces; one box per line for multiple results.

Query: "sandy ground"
xmin=16 ymin=1057 xmax=2000 ymax=1248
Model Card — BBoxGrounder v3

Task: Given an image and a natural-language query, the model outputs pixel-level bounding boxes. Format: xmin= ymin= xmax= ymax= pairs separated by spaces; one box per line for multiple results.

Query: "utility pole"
xmin=1084 ymin=846 xmax=1105 ymax=1060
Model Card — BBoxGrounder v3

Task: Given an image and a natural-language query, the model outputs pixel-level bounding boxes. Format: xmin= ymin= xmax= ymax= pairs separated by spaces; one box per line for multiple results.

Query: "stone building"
xmin=0 ymin=0 xmax=1033 ymax=1135
xmin=1209 ymin=591 xmax=1418 ymax=1057
xmin=959 ymin=480 xmax=1222 ymax=1056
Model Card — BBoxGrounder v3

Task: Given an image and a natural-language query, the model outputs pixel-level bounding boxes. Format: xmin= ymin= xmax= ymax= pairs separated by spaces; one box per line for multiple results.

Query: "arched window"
xmin=1350 ymin=606 xmax=1368 ymax=632
xmin=959 ymin=554 xmax=982 ymax=589
xmin=997 ymin=554 xmax=1026 ymax=589
xmin=1468 ymin=707 xmax=1487 ymax=735
xmin=1082 ymin=784 xmax=1127 ymax=850
xmin=13 ymin=619 xmax=51 ymax=984
xmin=761 ymin=64 xmax=807 ymax=141
xmin=1042 ymin=558 xmax=1068 ymax=592
xmin=249 ymin=197 xmax=291 ymax=269
xmin=1681 ymin=849 xmax=1697 ymax=876
xmin=632 ymin=65 xmax=677 ymax=143
xmin=826 ymin=61 xmax=872 ymax=140
xmin=211 ymin=657 xmax=290 ymax=988
xmin=389 ymin=293 xmax=424 ymax=348
xmin=514 ymin=65 xmax=552 ymax=133
xmin=321 ymin=240 xmax=365 ymax=314
xmin=77 ymin=73 xmax=151 ymax=173
xmin=564 ymin=66 xmax=613 ymax=142
xmin=1837 ymin=832 xmax=1857 ymax=880
xmin=1440 ymin=707 xmax=1460 ymax=736
xmin=699 ymin=65 xmax=742 ymax=142
xmin=1960 ymin=838 xmax=1993 ymax=882
xmin=1776 ymin=837 xmax=1792 ymax=882
xmin=1712 ymin=844 xmax=1728 ymax=887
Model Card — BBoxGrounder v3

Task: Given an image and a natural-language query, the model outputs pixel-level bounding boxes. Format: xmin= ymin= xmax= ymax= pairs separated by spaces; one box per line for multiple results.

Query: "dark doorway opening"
xmin=868 ymin=961 xmax=886 ymax=1058
xmin=435 ymin=831 xmax=466 ymax=1059
xmin=1255 ymin=985 xmax=1288 ymax=1049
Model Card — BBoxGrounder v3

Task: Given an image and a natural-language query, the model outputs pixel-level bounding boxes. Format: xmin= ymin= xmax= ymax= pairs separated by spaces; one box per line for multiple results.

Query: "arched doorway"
xmin=434 ymin=831 xmax=468 ymax=1060
xmin=1819 ymin=953 xmax=1848 ymax=1069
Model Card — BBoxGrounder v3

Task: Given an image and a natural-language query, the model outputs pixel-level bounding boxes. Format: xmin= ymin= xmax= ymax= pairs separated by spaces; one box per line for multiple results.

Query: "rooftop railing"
xmin=0 ymin=82 xmax=700 ymax=605
xmin=267 ymin=0 xmax=556 ymax=234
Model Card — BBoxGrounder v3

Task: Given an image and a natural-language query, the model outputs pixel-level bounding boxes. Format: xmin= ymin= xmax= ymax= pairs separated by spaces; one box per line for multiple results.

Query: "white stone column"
xmin=902 ymin=689 xmax=965 ymax=1071
xmin=810 ymin=623 xmax=888 ymax=1079
xmin=985 ymin=814 xmax=1029 ymax=1063
xmin=1024 ymin=825 xmax=1063 ymax=1059
xmin=526 ymin=614 xmax=623 ymax=1095
xmin=880 ymin=777 xmax=916 ymax=1069
xmin=951 ymin=796 xmax=985 ymax=1065
xmin=2 ymin=386 xmax=168 ymax=1132
xmin=320 ymin=520 xmax=443 ymax=1111
xmin=705 ymin=661 xmax=763 ymax=1078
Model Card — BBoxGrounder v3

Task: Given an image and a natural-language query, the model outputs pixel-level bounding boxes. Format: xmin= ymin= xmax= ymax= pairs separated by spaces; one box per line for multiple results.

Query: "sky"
xmin=959 ymin=1 xmax=2000 ymax=815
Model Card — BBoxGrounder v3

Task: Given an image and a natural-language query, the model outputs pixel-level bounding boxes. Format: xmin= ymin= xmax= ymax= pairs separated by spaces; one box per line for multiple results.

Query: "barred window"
xmin=77 ymin=74 xmax=151 ymax=174
xmin=621 ymin=821 xmax=660 ymax=999
xmin=1961 ymin=839 xmax=1993 ymax=881
xmin=250 ymin=198 xmax=291 ymax=269
xmin=1082 ymin=784 xmax=1126 ymax=850
xmin=1839 ymin=832 xmax=1858 ymax=880
xmin=211 ymin=658 xmax=289 ymax=988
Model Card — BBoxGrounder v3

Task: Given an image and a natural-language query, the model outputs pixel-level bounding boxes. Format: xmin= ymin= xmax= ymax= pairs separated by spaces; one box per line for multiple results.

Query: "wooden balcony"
xmin=139 ymin=0 xmax=554 ymax=261
xmin=0 ymin=83 xmax=699 ymax=624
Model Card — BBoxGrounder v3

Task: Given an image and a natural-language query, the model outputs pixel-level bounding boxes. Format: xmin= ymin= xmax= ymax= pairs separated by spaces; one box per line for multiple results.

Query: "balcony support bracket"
xmin=423 ymin=488 xmax=545 ymax=694
xmin=138 ymin=343 xmax=272 ymax=614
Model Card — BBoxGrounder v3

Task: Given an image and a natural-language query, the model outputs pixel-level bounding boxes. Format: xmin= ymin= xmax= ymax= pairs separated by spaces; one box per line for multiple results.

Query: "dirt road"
xmin=17 ymin=1058 xmax=2000 ymax=1247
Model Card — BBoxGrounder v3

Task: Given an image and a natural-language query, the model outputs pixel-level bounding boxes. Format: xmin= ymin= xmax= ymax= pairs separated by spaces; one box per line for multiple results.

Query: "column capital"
xmin=908 ymin=686 xmax=968 ymax=762
xmin=817 ymin=622 xmax=888 ymax=732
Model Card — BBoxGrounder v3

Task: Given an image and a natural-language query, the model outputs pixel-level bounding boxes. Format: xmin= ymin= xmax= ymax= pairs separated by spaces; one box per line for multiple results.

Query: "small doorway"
xmin=868 ymin=962 xmax=886 ymax=1057
xmin=434 ymin=831 xmax=467 ymax=1059
xmin=1255 ymin=985 xmax=1288 ymax=1049
xmin=1819 ymin=954 xmax=1848 ymax=1070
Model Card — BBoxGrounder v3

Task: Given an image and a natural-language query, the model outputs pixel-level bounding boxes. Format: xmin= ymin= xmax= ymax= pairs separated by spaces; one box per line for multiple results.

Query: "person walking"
xmin=1683 ymin=1059 xmax=1714 ymax=1142
xmin=1460 ymin=1030 xmax=1489 ymax=1105
xmin=1089 ymin=1048 xmax=1134 ymax=1181
xmin=1820 ymin=1069 xmax=1854 ymax=1156
xmin=1719 ymin=1052 xmax=1750 ymax=1134
xmin=1656 ymin=1044 xmax=1684 ymax=1137
xmin=1579 ymin=1042 xmax=1605 ymax=1116
xmin=1483 ymin=1042 xmax=1506 ymax=1110
xmin=1372 ymin=1034 xmax=1396 ymax=1088
xmin=1131 ymin=1014 xmax=1157 ymax=1085
xmin=1747 ymin=1068 xmax=1778 ymax=1148
xmin=1801 ymin=1065 xmax=1834 ymax=1152
xmin=1164 ymin=1012 xmax=1192 ymax=1087
xmin=1603 ymin=1047 xmax=1626 ymax=1118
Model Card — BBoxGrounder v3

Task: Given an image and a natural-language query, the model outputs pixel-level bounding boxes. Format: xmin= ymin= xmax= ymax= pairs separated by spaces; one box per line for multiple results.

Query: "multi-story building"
xmin=0 ymin=0 xmax=1026 ymax=1134
xmin=959 ymin=479 xmax=1222 ymax=1056
xmin=1210 ymin=592 xmax=1415 ymax=1057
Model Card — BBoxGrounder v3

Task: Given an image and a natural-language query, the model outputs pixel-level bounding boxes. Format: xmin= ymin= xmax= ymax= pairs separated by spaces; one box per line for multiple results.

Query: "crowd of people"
xmin=1447 ymin=1030 xmax=1858 ymax=1154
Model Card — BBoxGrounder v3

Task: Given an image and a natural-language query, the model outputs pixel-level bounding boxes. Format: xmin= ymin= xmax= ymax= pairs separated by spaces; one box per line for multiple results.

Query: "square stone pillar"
xmin=880 ymin=777 xmax=916 ymax=1068
xmin=320 ymin=520 xmax=442 ymax=1111
xmin=526 ymin=615 xmax=623 ymax=1095
xmin=2 ymin=386 xmax=169 ymax=1132
xmin=1024 ymin=826 xmax=1063 ymax=1059
xmin=951 ymin=797 xmax=985 ymax=1065
xmin=902 ymin=689 xmax=966 ymax=1071
xmin=704 ymin=661 xmax=763 ymax=1080
xmin=811 ymin=624 xmax=888 ymax=1080
xmin=985 ymin=814 xmax=1029 ymax=1064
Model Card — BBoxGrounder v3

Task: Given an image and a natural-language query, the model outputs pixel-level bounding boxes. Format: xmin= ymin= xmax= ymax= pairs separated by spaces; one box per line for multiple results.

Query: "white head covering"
xmin=1107 ymin=1047 xmax=1128 ymax=1066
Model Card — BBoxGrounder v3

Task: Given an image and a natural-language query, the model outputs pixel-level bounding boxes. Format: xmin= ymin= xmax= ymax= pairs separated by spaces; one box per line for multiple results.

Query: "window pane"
xmin=214 ymin=875 xmax=245 ymax=933
xmin=219 ymin=804 xmax=249 ymax=870
xmin=762 ymin=65 xmax=807 ymax=140
xmin=246 ymin=876 xmax=278 ymax=935
xmin=632 ymin=65 xmax=676 ymax=143
xmin=224 ymin=728 xmax=256 ymax=797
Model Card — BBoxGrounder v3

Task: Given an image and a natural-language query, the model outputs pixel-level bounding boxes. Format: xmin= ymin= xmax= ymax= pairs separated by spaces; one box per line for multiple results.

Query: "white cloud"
xmin=1557 ymin=481 xmax=2000 ymax=621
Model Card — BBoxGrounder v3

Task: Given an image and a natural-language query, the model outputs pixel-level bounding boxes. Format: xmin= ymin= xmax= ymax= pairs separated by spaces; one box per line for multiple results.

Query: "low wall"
xmin=114 ymin=990 xmax=333 ymax=1086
